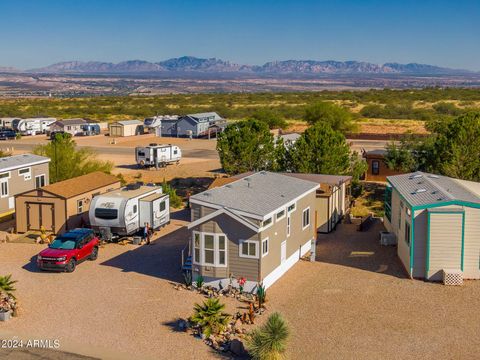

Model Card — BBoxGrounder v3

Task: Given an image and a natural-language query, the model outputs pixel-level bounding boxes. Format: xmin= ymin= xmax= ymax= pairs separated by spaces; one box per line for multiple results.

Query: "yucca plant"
xmin=195 ymin=275 xmax=204 ymax=289
xmin=256 ymin=283 xmax=267 ymax=308
xmin=247 ymin=312 xmax=289 ymax=360
xmin=0 ymin=275 xmax=17 ymax=299
xmin=183 ymin=271 xmax=192 ymax=287
xmin=190 ymin=298 xmax=231 ymax=338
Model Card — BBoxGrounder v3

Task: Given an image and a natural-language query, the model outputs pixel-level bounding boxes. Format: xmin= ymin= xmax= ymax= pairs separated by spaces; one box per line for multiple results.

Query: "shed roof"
xmin=39 ymin=172 xmax=120 ymax=199
xmin=112 ymin=120 xmax=143 ymax=126
xmin=190 ymin=171 xmax=319 ymax=217
xmin=387 ymin=171 xmax=480 ymax=207
xmin=0 ymin=154 xmax=50 ymax=172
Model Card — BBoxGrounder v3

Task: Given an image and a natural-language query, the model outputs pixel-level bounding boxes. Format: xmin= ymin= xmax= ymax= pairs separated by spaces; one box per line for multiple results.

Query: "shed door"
xmin=27 ymin=203 xmax=54 ymax=232
xmin=428 ymin=212 xmax=463 ymax=281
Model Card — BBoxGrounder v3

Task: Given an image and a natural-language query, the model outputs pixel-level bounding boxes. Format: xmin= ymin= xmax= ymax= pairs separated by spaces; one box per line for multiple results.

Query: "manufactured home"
xmin=89 ymin=184 xmax=169 ymax=239
xmin=185 ymin=171 xmax=320 ymax=290
xmin=49 ymin=118 xmax=88 ymax=136
xmin=384 ymin=172 xmax=480 ymax=281
xmin=15 ymin=172 xmax=121 ymax=234
xmin=144 ymin=115 xmax=179 ymax=135
xmin=108 ymin=120 xmax=144 ymax=137
xmin=135 ymin=144 xmax=182 ymax=167
xmin=158 ymin=112 xmax=224 ymax=138
xmin=0 ymin=154 xmax=50 ymax=217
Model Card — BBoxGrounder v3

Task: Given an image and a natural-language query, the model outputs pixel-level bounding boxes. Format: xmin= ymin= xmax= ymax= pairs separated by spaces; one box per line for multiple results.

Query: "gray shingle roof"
xmin=387 ymin=171 xmax=480 ymax=207
xmin=56 ymin=118 xmax=87 ymax=126
xmin=190 ymin=171 xmax=319 ymax=217
xmin=0 ymin=154 xmax=50 ymax=172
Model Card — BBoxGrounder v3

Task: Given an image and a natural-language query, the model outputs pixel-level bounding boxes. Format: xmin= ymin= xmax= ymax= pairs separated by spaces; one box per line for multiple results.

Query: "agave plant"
xmin=256 ymin=283 xmax=267 ymax=308
xmin=190 ymin=298 xmax=231 ymax=338
xmin=0 ymin=275 xmax=17 ymax=299
xmin=183 ymin=271 xmax=192 ymax=287
xmin=195 ymin=275 xmax=204 ymax=289
xmin=247 ymin=312 xmax=290 ymax=360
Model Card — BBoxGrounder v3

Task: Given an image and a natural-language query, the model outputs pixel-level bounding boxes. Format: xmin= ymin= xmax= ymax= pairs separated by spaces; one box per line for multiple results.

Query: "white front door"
xmin=281 ymin=240 xmax=287 ymax=263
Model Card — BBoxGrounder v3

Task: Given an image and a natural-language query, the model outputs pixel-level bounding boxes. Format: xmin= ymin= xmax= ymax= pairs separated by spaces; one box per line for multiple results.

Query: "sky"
xmin=0 ymin=0 xmax=479 ymax=70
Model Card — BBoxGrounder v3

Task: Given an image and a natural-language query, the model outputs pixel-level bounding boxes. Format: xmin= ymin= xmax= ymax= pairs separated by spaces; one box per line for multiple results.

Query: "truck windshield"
xmin=95 ymin=208 xmax=118 ymax=219
xmin=49 ymin=237 xmax=77 ymax=250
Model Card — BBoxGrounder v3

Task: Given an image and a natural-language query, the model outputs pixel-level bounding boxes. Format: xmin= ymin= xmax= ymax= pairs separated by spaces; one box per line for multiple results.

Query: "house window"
xmin=405 ymin=222 xmax=411 ymax=246
xmin=0 ymin=172 xmax=10 ymax=179
xmin=372 ymin=160 xmax=380 ymax=175
xmin=160 ymin=201 xmax=166 ymax=212
xmin=18 ymin=167 xmax=31 ymax=180
xmin=77 ymin=199 xmax=84 ymax=213
xmin=35 ymin=174 xmax=46 ymax=188
xmin=276 ymin=209 xmax=285 ymax=221
xmin=192 ymin=232 xmax=228 ymax=266
xmin=262 ymin=217 xmax=272 ymax=228
xmin=240 ymin=240 xmax=258 ymax=259
xmin=302 ymin=208 xmax=310 ymax=229
xmin=262 ymin=238 xmax=269 ymax=257
xmin=0 ymin=180 xmax=8 ymax=198
xmin=384 ymin=185 xmax=392 ymax=221
xmin=287 ymin=215 xmax=291 ymax=237
xmin=287 ymin=203 xmax=296 ymax=212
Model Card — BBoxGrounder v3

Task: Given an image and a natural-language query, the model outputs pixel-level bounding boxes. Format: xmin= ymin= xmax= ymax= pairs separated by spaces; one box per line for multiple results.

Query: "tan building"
xmin=384 ymin=172 xmax=480 ymax=281
xmin=15 ymin=172 xmax=121 ymax=234
xmin=186 ymin=171 xmax=321 ymax=290
xmin=0 ymin=154 xmax=50 ymax=217
xmin=108 ymin=120 xmax=144 ymax=137
xmin=49 ymin=118 xmax=88 ymax=136
xmin=363 ymin=149 xmax=402 ymax=182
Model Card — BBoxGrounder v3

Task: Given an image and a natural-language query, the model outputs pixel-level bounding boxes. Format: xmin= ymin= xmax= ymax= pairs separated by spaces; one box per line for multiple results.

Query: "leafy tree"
xmin=33 ymin=133 xmax=113 ymax=183
xmin=0 ymin=274 xmax=17 ymax=299
xmin=384 ymin=140 xmax=417 ymax=172
xmin=287 ymin=123 xmax=350 ymax=175
xmin=217 ymin=119 xmax=275 ymax=175
xmin=303 ymin=102 xmax=357 ymax=133
xmin=190 ymin=298 xmax=231 ymax=338
xmin=433 ymin=102 xmax=462 ymax=116
xmin=251 ymin=108 xmax=287 ymax=129
xmin=161 ymin=178 xmax=183 ymax=208
xmin=247 ymin=312 xmax=289 ymax=360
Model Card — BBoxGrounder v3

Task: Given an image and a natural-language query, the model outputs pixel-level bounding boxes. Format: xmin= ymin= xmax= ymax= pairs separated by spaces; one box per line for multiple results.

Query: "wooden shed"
xmin=108 ymin=120 xmax=144 ymax=137
xmin=15 ymin=172 xmax=121 ymax=234
xmin=363 ymin=149 xmax=402 ymax=182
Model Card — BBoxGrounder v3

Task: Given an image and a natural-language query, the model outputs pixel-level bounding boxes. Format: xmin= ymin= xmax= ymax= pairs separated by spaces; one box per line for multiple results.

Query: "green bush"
xmin=247 ymin=312 xmax=290 ymax=360
xmin=190 ymin=298 xmax=231 ymax=338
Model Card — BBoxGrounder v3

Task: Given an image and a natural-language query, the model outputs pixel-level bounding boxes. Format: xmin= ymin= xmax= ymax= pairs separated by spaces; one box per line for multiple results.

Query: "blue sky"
xmin=0 ymin=0 xmax=478 ymax=70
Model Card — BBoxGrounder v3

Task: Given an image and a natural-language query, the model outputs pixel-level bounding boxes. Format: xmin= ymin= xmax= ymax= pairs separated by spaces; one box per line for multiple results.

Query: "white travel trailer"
xmin=0 ymin=118 xmax=20 ymax=129
xmin=143 ymin=115 xmax=179 ymax=135
xmin=89 ymin=184 xmax=170 ymax=240
xmin=13 ymin=118 xmax=56 ymax=135
xmin=135 ymin=144 xmax=182 ymax=168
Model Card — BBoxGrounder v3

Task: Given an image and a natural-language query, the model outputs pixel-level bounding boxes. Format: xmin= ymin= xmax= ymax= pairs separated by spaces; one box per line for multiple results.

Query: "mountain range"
xmin=3 ymin=56 xmax=475 ymax=75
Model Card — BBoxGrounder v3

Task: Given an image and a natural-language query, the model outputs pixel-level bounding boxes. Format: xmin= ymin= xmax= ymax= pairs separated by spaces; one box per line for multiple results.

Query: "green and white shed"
xmin=384 ymin=172 xmax=480 ymax=281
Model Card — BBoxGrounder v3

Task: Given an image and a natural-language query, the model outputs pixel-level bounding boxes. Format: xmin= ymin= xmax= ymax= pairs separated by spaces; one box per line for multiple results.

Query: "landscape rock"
xmin=229 ymin=339 xmax=246 ymax=356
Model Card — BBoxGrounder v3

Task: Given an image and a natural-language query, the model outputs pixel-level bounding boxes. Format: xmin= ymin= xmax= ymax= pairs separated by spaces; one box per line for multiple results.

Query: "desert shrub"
xmin=190 ymin=298 xmax=231 ymax=338
xmin=247 ymin=312 xmax=290 ymax=360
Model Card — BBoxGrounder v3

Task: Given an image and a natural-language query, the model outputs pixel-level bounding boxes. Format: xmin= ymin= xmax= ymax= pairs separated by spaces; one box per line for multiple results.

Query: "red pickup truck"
xmin=37 ymin=228 xmax=100 ymax=272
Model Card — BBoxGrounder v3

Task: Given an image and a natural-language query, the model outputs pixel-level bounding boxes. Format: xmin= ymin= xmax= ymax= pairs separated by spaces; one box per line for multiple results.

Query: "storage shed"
xmin=384 ymin=172 xmax=480 ymax=281
xmin=109 ymin=120 xmax=144 ymax=137
xmin=363 ymin=149 xmax=402 ymax=182
xmin=15 ymin=172 xmax=121 ymax=234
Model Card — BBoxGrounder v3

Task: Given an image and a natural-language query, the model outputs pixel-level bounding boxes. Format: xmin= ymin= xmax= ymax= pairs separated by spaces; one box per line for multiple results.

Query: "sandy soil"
xmin=2 ymin=218 xmax=480 ymax=359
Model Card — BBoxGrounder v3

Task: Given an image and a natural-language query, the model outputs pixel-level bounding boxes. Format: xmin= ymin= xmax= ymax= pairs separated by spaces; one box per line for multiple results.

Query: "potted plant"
xmin=0 ymin=274 xmax=17 ymax=322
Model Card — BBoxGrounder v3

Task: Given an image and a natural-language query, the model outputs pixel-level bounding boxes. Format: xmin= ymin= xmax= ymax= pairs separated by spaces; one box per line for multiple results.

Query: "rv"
xmin=89 ymin=184 xmax=170 ymax=240
xmin=143 ymin=115 xmax=178 ymax=135
xmin=0 ymin=118 xmax=20 ymax=129
xmin=135 ymin=144 xmax=182 ymax=167
xmin=78 ymin=123 xmax=101 ymax=136
xmin=13 ymin=118 xmax=56 ymax=135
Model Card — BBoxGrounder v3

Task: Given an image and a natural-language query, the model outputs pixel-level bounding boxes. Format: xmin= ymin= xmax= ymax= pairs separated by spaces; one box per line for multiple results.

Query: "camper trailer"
xmin=144 ymin=115 xmax=178 ymax=135
xmin=135 ymin=144 xmax=182 ymax=168
xmin=13 ymin=118 xmax=56 ymax=135
xmin=0 ymin=118 xmax=20 ymax=129
xmin=79 ymin=123 xmax=101 ymax=136
xmin=89 ymin=184 xmax=170 ymax=240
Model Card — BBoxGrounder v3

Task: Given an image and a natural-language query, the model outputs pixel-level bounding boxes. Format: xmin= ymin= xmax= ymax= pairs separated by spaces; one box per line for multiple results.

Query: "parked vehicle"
xmin=135 ymin=144 xmax=182 ymax=168
xmin=36 ymin=228 xmax=100 ymax=272
xmin=13 ymin=118 xmax=56 ymax=135
xmin=78 ymin=123 xmax=101 ymax=136
xmin=89 ymin=183 xmax=169 ymax=240
xmin=0 ymin=130 xmax=16 ymax=140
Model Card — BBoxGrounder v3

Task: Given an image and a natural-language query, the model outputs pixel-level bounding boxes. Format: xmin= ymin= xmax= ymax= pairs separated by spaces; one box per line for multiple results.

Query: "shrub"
xmin=161 ymin=179 xmax=183 ymax=208
xmin=195 ymin=275 xmax=204 ymax=288
xmin=247 ymin=312 xmax=290 ymax=360
xmin=190 ymin=298 xmax=231 ymax=338
xmin=0 ymin=274 xmax=17 ymax=299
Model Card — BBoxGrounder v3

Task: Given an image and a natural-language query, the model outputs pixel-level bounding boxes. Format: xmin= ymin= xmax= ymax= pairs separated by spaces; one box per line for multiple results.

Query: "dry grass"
xmin=351 ymin=183 xmax=386 ymax=217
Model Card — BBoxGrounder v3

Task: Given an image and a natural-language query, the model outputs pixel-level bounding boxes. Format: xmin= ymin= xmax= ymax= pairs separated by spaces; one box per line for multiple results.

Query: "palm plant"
xmin=0 ymin=275 xmax=17 ymax=299
xmin=190 ymin=298 xmax=231 ymax=338
xmin=247 ymin=312 xmax=289 ymax=360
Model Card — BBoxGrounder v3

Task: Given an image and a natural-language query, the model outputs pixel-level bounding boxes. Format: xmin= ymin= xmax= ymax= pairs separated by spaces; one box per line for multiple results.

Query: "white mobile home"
xmin=384 ymin=172 xmax=480 ymax=281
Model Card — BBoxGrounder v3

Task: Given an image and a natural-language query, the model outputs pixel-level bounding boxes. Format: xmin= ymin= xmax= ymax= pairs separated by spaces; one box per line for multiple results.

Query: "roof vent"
xmin=409 ymin=174 xmax=423 ymax=180
xmin=225 ymin=184 xmax=232 ymax=188
xmin=260 ymin=171 xmax=267 ymax=175
xmin=428 ymin=174 xmax=439 ymax=179
xmin=203 ymin=192 xmax=211 ymax=197
xmin=414 ymin=188 xmax=427 ymax=194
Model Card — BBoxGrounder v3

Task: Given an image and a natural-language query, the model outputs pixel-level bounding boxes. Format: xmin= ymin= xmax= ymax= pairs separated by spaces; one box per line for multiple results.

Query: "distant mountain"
xmin=0 ymin=66 xmax=20 ymax=73
xmin=26 ymin=57 xmax=474 ymax=75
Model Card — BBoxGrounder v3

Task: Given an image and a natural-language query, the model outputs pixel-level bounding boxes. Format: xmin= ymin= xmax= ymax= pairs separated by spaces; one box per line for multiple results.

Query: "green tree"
xmin=247 ymin=312 xmax=290 ymax=360
xmin=162 ymin=178 xmax=183 ymax=208
xmin=0 ymin=274 xmax=17 ymax=299
xmin=287 ymin=123 xmax=350 ymax=175
xmin=190 ymin=298 xmax=231 ymax=338
xmin=33 ymin=133 xmax=113 ymax=183
xmin=251 ymin=108 xmax=287 ymax=129
xmin=303 ymin=101 xmax=356 ymax=133
xmin=217 ymin=119 xmax=275 ymax=175
xmin=384 ymin=140 xmax=417 ymax=172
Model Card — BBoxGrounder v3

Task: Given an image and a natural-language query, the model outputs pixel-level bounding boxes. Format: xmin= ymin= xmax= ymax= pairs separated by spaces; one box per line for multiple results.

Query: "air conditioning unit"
xmin=380 ymin=231 xmax=397 ymax=246
xmin=443 ymin=269 xmax=463 ymax=286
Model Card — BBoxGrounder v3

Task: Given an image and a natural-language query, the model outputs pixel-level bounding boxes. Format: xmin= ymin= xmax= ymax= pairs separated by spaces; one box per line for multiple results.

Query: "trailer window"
xmin=94 ymin=208 xmax=118 ymax=219
xmin=159 ymin=201 xmax=166 ymax=211
xmin=138 ymin=151 xmax=145 ymax=157
xmin=133 ymin=205 xmax=137 ymax=214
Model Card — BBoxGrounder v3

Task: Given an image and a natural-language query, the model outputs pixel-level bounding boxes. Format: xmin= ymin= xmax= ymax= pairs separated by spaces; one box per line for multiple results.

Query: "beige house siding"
xmin=316 ymin=197 xmax=329 ymax=233
xmin=259 ymin=191 xmax=316 ymax=279
xmin=412 ymin=209 xmax=427 ymax=278
xmin=387 ymin=188 xmax=411 ymax=276
xmin=428 ymin=212 xmax=463 ymax=281
xmin=463 ymin=207 xmax=480 ymax=279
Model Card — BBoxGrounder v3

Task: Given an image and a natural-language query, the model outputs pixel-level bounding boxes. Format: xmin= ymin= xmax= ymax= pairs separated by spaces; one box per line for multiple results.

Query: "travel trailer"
xmin=143 ymin=115 xmax=178 ymax=135
xmin=0 ymin=118 xmax=20 ymax=129
xmin=79 ymin=123 xmax=101 ymax=136
xmin=135 ymin=144 xmax=182 ymax=167
xmin=89 ymin=184 xmax=169 ymax=240
xmin=12 ymin=118 xmax=56 ymax=135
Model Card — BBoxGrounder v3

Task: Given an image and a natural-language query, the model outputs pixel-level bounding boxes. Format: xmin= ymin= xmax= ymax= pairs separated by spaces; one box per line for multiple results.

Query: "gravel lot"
xmin=1 ymin=217 xmax=480 ymax=359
